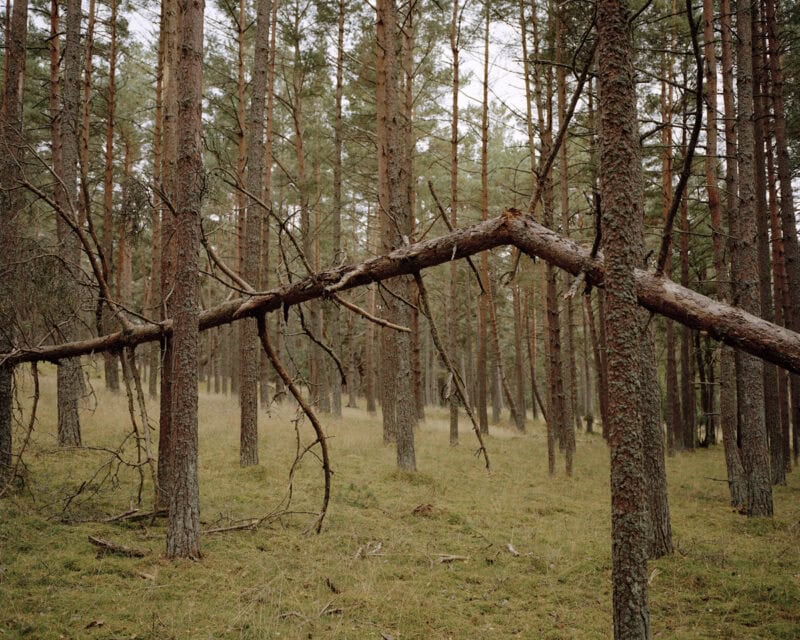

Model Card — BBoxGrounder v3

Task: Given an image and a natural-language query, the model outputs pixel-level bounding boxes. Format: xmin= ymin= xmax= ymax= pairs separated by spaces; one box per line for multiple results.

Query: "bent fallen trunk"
xmin=4 ymin=210 xmax=800 ymax=375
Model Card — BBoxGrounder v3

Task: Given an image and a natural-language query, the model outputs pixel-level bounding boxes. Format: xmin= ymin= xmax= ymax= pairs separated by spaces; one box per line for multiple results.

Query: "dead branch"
xmin=88 ymin=535 xmax=147 ymax=558
xmin=413 ymin=272 xmax=491 ymax=470
xmin=427 ymin=179 xmax=485 ymax=294
xmin=3 ymin=213 xmax=800 ymax=377
xmin=256 ymin=315 xmax=331 ymax=534
xmin=124 ymin=348 xmax=159 ymax=509
xmin=654 ymin=0 xmax=704 ymax=276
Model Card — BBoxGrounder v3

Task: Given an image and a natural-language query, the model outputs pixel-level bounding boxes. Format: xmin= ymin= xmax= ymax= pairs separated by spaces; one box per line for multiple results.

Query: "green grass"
xmin=2 ymin=365 xmax=799 ymax=639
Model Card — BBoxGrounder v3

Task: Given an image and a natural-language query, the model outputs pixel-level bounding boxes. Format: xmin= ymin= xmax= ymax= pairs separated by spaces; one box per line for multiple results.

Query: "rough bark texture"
xmin=239 ymin=0 xmax=272 ymax=467
xmin=56 ymin=0 xmax=84 ymax=449
xmin=376 ymin=0 xmax=415 ymax=470
xmin=597 ymin=0 xmax=651 ymax=636
xmin=734 ymin=0 xmax=773 ymax=517
xmin=0 ymin=0 xmax=28 ymax=483
xmin=158 ymin=0 xmax=178 ymax=509
xmin=165 ymin=0 xmax=204 ymax=560
xmin=641 ymin=327 xmax=673 ymax=559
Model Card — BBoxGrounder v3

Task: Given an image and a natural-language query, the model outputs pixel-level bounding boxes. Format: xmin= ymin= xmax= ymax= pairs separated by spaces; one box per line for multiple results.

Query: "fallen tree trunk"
xmin=4 ymin=209 xmax=800 ymax=375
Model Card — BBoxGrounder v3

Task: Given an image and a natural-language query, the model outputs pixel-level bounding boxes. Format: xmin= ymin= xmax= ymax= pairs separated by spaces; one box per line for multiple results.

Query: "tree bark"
xmin=56 ymin=0 xmax=84 ymax=449
xmin=751 ymin=6 xmax=784 ymax=484
xmin=476 ymin=0 xmax=490 ymax=435
xmin=376 ymin=0 xmax=416 ymax=470
xmin=330 ymin=0 xmax=346 ymax=419
xmin=158 ymin=0 xmax=179 ymax=509
xmin=734 ymin=0 xmax=773 ymax=517
xmin=239 ymin=0 xmax=272 ymax=467
xmin=101 ymin=0 xmax=120 ymax=393
xmin=597 ymin=0 xmax=652 ymax=635
xmin=0 ymin=0 xmax=28 ymax=483
xmin=719 ymin=0 xmax=747 ymax=508
xmin=448 ymin=0 xmax=460 ymax=445
xmin=764 ymin=0 xmax=800 ymax=466
xmin=165 ymin=0 xmax=204 ymax=560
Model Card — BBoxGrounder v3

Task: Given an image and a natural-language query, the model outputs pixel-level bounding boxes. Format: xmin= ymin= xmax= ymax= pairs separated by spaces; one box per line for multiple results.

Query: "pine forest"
xmin=1 ymin=0 xmax=800 ymax=637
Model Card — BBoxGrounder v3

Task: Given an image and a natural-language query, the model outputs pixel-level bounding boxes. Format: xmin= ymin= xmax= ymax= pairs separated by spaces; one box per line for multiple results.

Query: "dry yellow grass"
xmin=1 ymin=364 xmax=799 ymax=639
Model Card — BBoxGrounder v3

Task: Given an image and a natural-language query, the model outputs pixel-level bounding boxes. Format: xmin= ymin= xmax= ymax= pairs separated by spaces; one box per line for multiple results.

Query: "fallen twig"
xmin=88 ymin=535 xmax=147 ymax=558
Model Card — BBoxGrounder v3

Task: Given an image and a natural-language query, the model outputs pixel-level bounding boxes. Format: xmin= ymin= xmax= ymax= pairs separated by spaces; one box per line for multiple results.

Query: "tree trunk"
xmin=533 ymin=6 xmax=565 ymax=467
xmin=597 ymin=0 xmax=652 ymax=635
xmin=101 ymin=0 xmax=120 ymax=393
xmin=0 ymin=0 xmax=28 ymax=484
xmin=751 ymin=7 xmax=784 ymax=484
xmin=719 ymin=0 xmax=747 ymax=508
xmin=56 ymin=0 xmax=84 ymax=449
xmin=476 ymin=0 xmax=490 ymax=435
xmin=701 ymin=0 xmax=722 ymax=448
xmin=158 ymin=0 xmax=179 ymax=509
xmin=329 ymin=0 xmax=346 ymax=419
xmin=764 ymin=0 xmax=800 ymax=466
xmin=376 ymin=0 xmax=416 ymax=470
xmin=165 ymin=0 xmax=204 ymax=560
xmin=556 ymin=3 xmax=579 ymax=445
xmin=734 ymin=0 xmax=773 ymax=517
xmin=679 ymin=179 xmax=695 ymax=451
xmin=766 ymin=132 xmax=792 ymax=474
xmin=149 ymin=0 xmax=166 ymax=399
xmin=259 ymin=0 xmax=279 ymax=408
xmin=239 ymin=0 xmax=271 ymax=467
xmin=661 ymin=48 xmax=680 ymax=454
xmin=448 ymin=0 xmax=460 ymax=445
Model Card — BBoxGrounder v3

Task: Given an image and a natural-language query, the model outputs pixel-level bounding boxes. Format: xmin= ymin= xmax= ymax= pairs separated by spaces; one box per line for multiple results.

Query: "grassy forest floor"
xmin=1 ymin=365 xmax=799 ymax=639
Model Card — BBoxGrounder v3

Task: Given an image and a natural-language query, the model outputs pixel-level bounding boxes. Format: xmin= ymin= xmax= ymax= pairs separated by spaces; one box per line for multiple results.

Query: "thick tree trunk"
xmin=597 ymin=0 xmax=651 ymax=636
xmin=376 ymin=0 xmax=416 ymax=470
xmin=165 ymin=0 xmax=204 ymax=560
xmin=734 ymin=0 xmax=773 ymax=517
xmin=0 ymin=0 xmax=28 ymax=484
xmin=158 ymin=0 xmax=179 ymax=509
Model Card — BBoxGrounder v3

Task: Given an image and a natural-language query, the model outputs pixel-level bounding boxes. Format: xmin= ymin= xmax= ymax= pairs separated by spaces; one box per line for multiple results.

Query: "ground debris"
xmin=88 ymin=535 xmax=147 ymax=558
